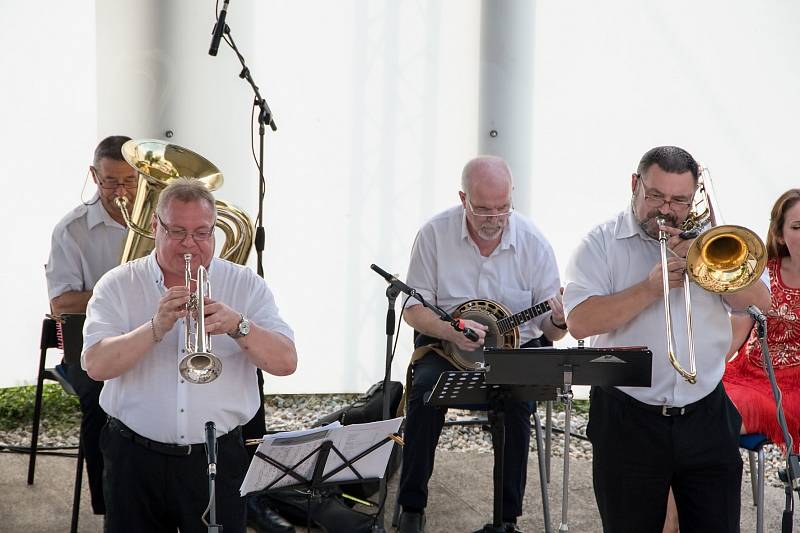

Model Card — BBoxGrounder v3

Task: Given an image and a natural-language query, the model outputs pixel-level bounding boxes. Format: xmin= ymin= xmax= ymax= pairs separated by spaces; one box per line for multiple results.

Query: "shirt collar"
xmin=460 ymin=209 xmax=517 ymax=251
xmin=616 ymin=204 xmax=647 ymax=240
xmin=86 ymin=193 xmax=126 ymax=230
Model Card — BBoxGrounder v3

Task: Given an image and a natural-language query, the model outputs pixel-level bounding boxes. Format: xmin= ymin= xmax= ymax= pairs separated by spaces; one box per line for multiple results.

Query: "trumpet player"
xmin=82 ymin=178 xmax=297 ymax=533
xmin=563 ymin=146 xmax=770 ymax=533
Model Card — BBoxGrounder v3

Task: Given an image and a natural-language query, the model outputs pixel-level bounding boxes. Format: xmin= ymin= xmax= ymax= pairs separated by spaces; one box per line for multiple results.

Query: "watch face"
xmin=240 ymin=319 xmax=250 ymax=335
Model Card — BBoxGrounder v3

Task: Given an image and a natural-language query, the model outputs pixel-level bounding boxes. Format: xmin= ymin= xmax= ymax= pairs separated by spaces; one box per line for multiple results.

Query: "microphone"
xmin=747 ymin=305 xmax=767 ymax=324
xmin=208 ymin=0 xmax=230 ymax=56
xmin=205 ymin=421 xmax=217 ymax=479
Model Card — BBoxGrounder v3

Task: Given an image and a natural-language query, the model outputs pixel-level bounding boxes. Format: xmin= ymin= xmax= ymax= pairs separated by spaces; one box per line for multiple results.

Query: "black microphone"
xmin=747 ymin=305 xmax=767 ymax=323
xmin=208 ymin=0 xmax=230 ymax=56
xmin=205 ymin=421 xmax=217 ymax=479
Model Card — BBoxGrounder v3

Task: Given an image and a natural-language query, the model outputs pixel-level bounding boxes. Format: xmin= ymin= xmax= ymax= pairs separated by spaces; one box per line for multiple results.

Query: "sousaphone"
xmin=116 ymin=139 xmax=253 ymax=265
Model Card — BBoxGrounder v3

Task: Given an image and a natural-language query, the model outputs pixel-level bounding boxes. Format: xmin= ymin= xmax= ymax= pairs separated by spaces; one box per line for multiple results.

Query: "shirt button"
xmin=180 ymin=380 xmax=185 ymax=384
xmin=180 ymin=408 xmax=184 ymax=413
xmin=180 ymin=435 xmax=184 ymax=439
xmin=182 ymin=349 xmax=186 ymax=353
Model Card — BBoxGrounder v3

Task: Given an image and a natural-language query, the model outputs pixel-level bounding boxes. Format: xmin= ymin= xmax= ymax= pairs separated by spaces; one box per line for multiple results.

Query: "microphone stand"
xmin=214 ymin=23 xmax=277 ymax=279
xmin=749 ymin=308 xmax=800 ymax=533
xmin=369 ymin=264 xmax=480 ymax=342
xmin=204 ymin=421 xmax=222 ymax=532
xmin=368 ymin=264 xmax=479 ymax=531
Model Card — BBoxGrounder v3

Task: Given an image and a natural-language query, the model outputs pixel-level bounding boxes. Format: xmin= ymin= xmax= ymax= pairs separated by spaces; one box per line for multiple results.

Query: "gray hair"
xmin=155 ymin=178 xmax=217 ymax=220
xmin=460 ymin=155 xmax=513 ymax=194
xmin=93 ymin=135 xmax=131 ymax=167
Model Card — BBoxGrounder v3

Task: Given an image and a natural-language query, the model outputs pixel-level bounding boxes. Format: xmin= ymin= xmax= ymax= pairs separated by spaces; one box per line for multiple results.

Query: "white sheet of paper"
xmin=239 ymin=418 xmax=403 ymax=496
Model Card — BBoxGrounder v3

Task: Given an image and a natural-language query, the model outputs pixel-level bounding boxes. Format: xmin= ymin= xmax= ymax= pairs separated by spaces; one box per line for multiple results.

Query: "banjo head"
xmin=447 ymin=299 xmax=519 ymax=370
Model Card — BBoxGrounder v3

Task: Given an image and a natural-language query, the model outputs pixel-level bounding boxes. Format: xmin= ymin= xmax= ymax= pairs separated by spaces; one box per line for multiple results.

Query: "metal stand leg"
xmin=756 ymin=448 xmax=765 ymax=533
xmin=559 ymin=368 xmax=574 ymax=533
xmin=545 ymin=400 xmax=552 ymax=485
xmin=532 ymin=410 xmax=552 ymax=533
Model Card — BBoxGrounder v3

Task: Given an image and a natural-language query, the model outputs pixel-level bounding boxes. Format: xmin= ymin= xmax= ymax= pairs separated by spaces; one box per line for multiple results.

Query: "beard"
xmin=636 ymin=205 xmax=679 ymax=239
xmin=476 ymin=221 xmax=505 ymax=241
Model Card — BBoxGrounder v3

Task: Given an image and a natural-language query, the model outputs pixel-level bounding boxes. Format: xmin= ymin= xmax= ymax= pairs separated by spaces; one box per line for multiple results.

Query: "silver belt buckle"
xmin=661 ymin=405 xmax=685 ymax=416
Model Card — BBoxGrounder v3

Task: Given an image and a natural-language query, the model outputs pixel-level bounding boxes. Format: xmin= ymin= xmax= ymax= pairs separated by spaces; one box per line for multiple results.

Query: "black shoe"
xmin=503 ymin=521 xmax=522 ymax=533
xmin=397 ymin=510 xmax=425 ymax=533
xmin=246 ymin=495 xmax=295 ymax=533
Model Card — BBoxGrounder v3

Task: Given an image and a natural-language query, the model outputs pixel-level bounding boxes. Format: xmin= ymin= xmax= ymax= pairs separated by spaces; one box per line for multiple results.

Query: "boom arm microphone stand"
xmin=747 ymin=306 xmax=800 ymax=533
xmin=208 ymin=5 xmax=277 ymax=279
xmin=368 ymin=264 xmax=479 ymax=532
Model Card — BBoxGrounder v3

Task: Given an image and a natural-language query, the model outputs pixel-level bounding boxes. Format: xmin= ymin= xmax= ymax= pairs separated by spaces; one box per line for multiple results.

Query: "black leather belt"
xmin=600 ymin=383 xmax=721 ymax=417
xmin=107 ymin=417 xmax=240 ymax=456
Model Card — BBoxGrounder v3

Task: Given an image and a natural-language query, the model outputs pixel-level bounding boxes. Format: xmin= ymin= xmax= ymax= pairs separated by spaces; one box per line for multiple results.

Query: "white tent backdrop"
xmin=1 ymin=1 xmax=798 ymax=393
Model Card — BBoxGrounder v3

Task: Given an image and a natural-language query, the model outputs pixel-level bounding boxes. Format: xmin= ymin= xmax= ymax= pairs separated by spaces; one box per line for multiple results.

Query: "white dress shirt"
xmin=563 ymin=206 xmax=731 ymax=406
xmin=405 ymin=205 xmax=561 ymax=344
xmin=82 ymin=252 xmax=294 ymax=444
xmin=46 ymin=195 xmax=128 ymax=300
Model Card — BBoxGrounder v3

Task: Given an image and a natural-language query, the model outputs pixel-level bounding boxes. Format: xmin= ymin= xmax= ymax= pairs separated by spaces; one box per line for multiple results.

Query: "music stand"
xmin=244 ymin=423 xmax=401 ymax=531
xmin=428 ymin=371 xmax=558 ymax=533
xmin=484 ymin=345 xmax=652 ymax=533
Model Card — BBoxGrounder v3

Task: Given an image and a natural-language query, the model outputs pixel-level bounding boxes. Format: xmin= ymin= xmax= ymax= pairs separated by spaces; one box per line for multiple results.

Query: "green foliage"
xmin=0 ymin=384 xmax=80 ymax=432
xmin=549 ymin=399 xmax=590 ymax=416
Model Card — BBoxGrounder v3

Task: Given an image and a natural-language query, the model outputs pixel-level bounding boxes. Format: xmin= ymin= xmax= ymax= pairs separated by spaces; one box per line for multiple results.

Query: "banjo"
xmin=443 ymin=298 xmax=553 ymax=370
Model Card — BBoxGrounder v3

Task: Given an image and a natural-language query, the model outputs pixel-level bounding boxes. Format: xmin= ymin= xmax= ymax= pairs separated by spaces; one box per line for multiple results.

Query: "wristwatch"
xmin=227 ymin=314 xmax=250 ymax=339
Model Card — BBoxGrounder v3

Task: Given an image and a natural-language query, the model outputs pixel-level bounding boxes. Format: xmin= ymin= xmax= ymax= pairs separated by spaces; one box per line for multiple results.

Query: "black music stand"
xmin=484 ymin=345 xmax=652 ymax=533
xmin=428 ymin=371 xmax=558 ymax=533
xmin=246 ymin=430 xmax=399 ymax=530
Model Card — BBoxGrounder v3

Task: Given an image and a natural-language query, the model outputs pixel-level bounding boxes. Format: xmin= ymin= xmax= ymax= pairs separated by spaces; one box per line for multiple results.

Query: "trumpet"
xmin=657 ymin=169 xmax=767 ymax=384
xmin=178 ymin=254 xmax=223 ymax=384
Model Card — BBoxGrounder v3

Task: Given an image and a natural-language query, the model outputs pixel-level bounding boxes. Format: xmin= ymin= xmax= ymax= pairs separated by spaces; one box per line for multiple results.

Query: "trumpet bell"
xmin=179 ymin=351 xmax=223 ymax=385
xmin=687 ymin=224 xmax=767 ymax=294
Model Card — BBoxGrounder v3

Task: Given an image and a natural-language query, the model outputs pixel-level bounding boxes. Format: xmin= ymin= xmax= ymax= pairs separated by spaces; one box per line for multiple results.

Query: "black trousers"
xmin=100 ymin=419 xmax=249 ymax=533
xmin=588 ymin=383 xmax=743 ymax=533
xmin=64 ymin=362 xmax=106 ymax=514
xmin=397 ymin=352 xmax=532 ymax=521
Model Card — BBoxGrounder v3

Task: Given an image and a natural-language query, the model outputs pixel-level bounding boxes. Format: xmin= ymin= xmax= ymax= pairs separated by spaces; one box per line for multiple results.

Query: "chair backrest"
xmin=59 ymin=314 xmax=86 ymax=366
xmin=40 ymin=318 xmax=60 ymax=351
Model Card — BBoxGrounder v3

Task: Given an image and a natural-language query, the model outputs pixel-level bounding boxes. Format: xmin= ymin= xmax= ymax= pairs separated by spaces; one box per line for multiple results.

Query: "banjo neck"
xmin=495 ymin=300 xmax=552 ymax=335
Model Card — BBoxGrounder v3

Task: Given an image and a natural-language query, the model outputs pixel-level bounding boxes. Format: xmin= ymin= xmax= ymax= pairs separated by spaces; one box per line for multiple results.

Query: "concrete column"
xmin=95 ymin=0 xmax=258 ymax=214
xmin=478 ymin=0 xmax=536 ymax=214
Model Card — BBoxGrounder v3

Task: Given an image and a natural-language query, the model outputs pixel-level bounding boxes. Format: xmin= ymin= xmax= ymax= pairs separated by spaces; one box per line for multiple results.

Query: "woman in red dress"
xmin=723 ymin=188 xmax=800 ymax=451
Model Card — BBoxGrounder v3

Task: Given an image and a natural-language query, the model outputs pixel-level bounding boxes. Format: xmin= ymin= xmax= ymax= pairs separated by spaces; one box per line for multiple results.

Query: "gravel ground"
xmin=1 ymin=394 xmax=790 ymax=489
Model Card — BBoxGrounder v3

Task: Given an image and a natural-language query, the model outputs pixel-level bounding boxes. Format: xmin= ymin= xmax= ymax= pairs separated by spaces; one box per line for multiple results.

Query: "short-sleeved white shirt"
xmin=82 ymin=252 xmax=294 ymax=444
xmin=405 ymin=206 xmax=561 ymax=344
xmin=563 ymin=206 xmax=731 ymax=406
xmin=46 ymin=196 xmax=128 ymax=300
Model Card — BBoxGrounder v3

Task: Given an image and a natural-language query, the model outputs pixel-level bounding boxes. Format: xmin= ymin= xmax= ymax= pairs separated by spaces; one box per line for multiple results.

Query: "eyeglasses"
xmin=157 ymin=215 xmax=215 ymax=242
xmin=466 ymin=198 xmax=514 ymax=218
xmin=636 ymin=175 xmax=694 ymax=210
xmin=96 ymin=176 xmax=139 ymax=190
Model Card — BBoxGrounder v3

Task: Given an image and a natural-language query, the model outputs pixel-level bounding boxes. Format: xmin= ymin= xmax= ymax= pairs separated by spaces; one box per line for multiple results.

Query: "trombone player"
xmin=82 ymin=178 xmax=297 ymax=533
xmin=563 ymin=146 xmax=770 ymax=533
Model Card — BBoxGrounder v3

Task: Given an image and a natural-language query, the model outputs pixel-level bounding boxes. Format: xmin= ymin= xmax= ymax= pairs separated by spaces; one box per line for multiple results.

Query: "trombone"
xmin=179 ymin=254 xmax=223 ymax=384
xmin=657 ymin=169 xmax=767 ymax=384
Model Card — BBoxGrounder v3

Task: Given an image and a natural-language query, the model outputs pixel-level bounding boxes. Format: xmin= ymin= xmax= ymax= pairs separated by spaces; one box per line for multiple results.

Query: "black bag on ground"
xmin=260 ymin=488 xmax=375 ymax=533
xmin=260 ymin=380 xmax=404 ymax=532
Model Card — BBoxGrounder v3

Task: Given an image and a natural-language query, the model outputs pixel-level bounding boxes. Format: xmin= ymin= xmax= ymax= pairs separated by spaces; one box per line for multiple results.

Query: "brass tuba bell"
xmin=116 ymin=139 xmax=253 ymax=265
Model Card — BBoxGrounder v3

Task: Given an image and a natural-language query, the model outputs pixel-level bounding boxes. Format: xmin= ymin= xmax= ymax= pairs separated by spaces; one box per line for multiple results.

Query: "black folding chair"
xmin=27 ymin=314 xmax=86 ymax=533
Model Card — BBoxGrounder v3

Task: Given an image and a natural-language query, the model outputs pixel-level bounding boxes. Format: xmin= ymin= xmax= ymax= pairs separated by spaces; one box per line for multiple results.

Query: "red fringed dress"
xmin=724 ymin=257 xmax=800 ymax=452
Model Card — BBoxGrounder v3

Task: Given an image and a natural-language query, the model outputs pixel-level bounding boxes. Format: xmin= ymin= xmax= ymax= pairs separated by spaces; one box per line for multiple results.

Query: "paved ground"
xmin=0 ymin=445 xmax=792 ymax=532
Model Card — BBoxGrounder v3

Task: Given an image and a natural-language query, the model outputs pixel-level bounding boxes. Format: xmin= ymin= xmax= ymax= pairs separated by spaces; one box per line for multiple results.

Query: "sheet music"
xmin=240 ymin=417 xmax=403 ymax=495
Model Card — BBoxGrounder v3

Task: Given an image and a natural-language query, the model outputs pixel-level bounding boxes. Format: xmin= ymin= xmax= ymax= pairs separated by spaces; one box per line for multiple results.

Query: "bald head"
xmin=461 ymin=155 xmax=513 ymax=195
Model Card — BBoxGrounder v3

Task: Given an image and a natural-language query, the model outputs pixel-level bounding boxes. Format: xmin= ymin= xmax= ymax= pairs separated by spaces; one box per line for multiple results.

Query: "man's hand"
xmin=658 ymin=224 xmax=695 ymax=259
xmin=647 ymin=256 xmax=686 ymax=296
xmin=202 ymin=298 xmax=242 ymax=336
xmin=548 ymin=288 xmax=566 ymax=326
xmin=153 ymin=286 xmax=190 ymax=339
xmin=447 ymin=318 xmax=488 ymax=351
